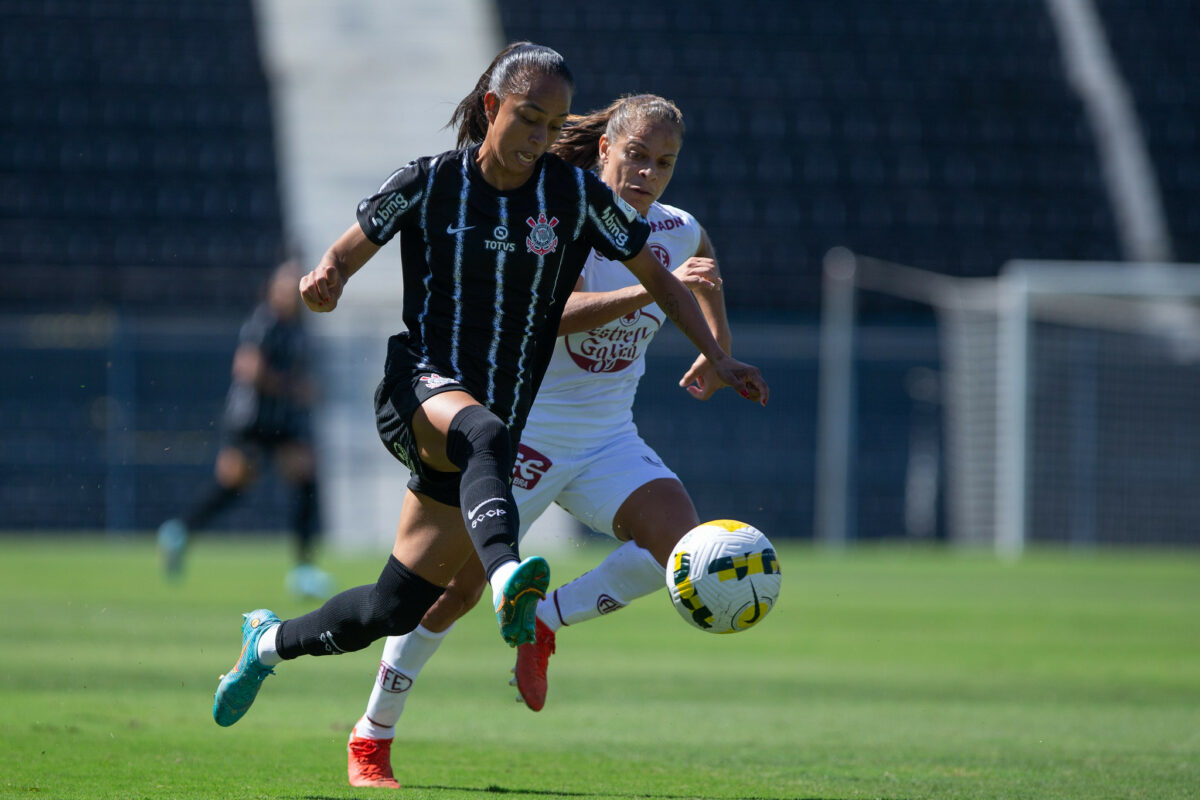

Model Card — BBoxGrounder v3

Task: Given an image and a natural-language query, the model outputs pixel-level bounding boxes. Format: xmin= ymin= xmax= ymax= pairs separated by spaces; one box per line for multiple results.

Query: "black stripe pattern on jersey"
xmin=356 ymin=147 xmax=651 ymax=433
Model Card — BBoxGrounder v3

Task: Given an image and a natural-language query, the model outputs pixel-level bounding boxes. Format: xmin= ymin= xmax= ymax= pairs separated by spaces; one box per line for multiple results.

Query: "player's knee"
xmin=368 ymin=556 xmax=447 ymax=638
xmin=216 ymin=449 xmax=254 ymax=488
xmin=445 ymin=405 xmax=511 ymax=470
xmin=364 ymin=585 xmax=437 ymax=638
xmin=423 ymin=555 xmax=488 ymax=629
xmin=442 ymin=578 xmax=487 ymax=618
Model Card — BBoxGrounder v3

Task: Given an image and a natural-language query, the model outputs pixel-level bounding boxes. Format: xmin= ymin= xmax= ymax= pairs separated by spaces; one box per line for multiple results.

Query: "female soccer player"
xmin=346 ymin=93 xmax=763 ymax=788
xmin=211 ymin=45 xmax=768 ymax=731
xmin=157 ymin=260 xmax=330 ymax=597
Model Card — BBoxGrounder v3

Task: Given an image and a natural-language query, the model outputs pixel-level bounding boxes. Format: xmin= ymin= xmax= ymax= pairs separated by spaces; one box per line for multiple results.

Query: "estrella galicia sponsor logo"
xmin=467 ymin=497 xmax=507 ymax=529
xmin=596 ymin=594 xmax=625 ymax=615
xmin=564 ymin=309 xmax=662 ymax=373
xmin=526 ymin=212 xmax=559 ymax=255
xmin=599 ymin=206 xmax=630 ymax=248
xmin=369 ymin=191 xmax=416 ymax=228
xmin=512 ymin=443 xmax=552 ymax=490
xmin=650 ymin=243 xmax=670 ymax=268
xmin=377 ymin=662 xmax=413 ymax=693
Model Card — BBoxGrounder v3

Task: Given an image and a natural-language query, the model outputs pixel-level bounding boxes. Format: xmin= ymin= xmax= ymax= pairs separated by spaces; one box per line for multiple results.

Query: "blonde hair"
xmin=552 ymin=94 xmax=685 ymax=169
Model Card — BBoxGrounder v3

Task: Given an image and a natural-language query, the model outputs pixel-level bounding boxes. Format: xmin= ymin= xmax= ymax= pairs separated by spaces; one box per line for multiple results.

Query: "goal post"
xmin=998 ymin=259 xmax=1200 ymax=552
xmin=817 ymin=250 xmax=1200 ymax=554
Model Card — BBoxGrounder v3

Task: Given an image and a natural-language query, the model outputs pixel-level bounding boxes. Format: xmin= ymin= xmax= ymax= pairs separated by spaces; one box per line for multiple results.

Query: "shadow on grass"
xmin=304 ymin=787 xmax=909 ymax=799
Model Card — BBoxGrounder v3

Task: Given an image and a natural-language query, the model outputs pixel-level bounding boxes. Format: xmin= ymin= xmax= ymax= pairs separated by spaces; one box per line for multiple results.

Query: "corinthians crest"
xmin=525 ymin=211 xmax=559 ymax=255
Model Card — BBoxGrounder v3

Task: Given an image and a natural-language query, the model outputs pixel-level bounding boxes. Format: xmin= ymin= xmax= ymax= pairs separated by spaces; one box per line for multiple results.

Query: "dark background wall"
xmin=3 ymin=0 xmax=1199 ymax=542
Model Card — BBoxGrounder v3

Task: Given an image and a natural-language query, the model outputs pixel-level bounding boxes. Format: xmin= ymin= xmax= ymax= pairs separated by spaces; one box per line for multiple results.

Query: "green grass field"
xmin=1 ymin=535 xmax=1198 ymax=800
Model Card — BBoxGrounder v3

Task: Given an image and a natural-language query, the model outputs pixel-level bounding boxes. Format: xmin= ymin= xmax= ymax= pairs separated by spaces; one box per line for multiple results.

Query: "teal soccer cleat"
xmin=156 ymin=518 xmax=188 ymax=580
xmin=494 ymin=556 xmax=550 ymax=647
xmin=212 ymin=609 xmax=280 ymax=727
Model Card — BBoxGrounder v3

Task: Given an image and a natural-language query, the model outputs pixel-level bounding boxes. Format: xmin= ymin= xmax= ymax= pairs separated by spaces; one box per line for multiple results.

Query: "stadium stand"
xmin=492 ymin=0 xmax=1199 ymax=542
xmin=4 ymin=1 xmax=1198 ymax=541
xmin=1 ymin=1 xmax=288 ymax=531
xmin=0 ymin=0 xmax=285 ymax=312
xmin=1094 ymin=0 xmax=1200 ymax=262
xmin=492 ymin=0 xmax=1143 ymax=314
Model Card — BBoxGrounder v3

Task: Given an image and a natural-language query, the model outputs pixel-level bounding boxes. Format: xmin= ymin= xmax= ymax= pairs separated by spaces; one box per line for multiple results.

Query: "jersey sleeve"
xmin=579 ymin=169 xmax=652 ymax=262
xmin=356 ymin=160 xmax=427 ymax=245
xmin=663 ymin=203 xmax=704 ymax=256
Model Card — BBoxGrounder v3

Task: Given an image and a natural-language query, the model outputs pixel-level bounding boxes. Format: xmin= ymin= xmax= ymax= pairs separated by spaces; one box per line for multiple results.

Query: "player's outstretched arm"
xmin=622 ymin=245 xmax=768 ymax=406
xmin=557 ymin=279 xmax=651 ymax=334
xmin=689 ymin=227 xmax=731 ymax=348
xmin=558 ymin=251 xmax=723 ymax=335
xmin=678 ymin=227 xmax=734 ymax=400
xmin=300 ymin=223 xmax=381 ymax=312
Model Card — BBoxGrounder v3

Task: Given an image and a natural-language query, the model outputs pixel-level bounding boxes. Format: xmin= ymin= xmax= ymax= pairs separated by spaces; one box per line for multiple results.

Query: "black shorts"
xmin=220 ymin=412 xmax=310 ymax=459
xmin=374 ymin=336 xmax=473 ymax=507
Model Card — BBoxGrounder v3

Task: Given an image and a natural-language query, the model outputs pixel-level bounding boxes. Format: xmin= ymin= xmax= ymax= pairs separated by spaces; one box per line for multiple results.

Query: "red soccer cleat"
xmin=513 ymin=617 xmax=556 ymax=711
xmin=347 ymin=731 xmax=400 ymax=789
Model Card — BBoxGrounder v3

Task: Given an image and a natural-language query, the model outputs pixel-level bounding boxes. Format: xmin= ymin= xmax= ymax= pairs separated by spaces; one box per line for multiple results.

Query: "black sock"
xmin=275 ymin=555 xmax=443 ymax=659
xmin=444 ymin=406 xmax=520 ymax=579
xmin=183 ymin=484 xmax=240 ymax=530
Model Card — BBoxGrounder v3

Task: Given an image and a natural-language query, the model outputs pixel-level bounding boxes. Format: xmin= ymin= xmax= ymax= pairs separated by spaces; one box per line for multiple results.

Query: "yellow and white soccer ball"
xmin=666 ymin=520 xmax=781 ymax=634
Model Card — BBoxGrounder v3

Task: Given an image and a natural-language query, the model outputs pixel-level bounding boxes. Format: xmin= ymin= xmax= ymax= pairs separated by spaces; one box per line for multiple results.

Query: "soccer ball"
xmin=666 ymin=520 xmax=781 ymax=634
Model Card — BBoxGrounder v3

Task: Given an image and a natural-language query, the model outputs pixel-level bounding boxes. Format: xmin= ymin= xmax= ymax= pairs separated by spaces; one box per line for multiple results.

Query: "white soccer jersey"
xmin=522 ymin=201 xmax=702 ymax=446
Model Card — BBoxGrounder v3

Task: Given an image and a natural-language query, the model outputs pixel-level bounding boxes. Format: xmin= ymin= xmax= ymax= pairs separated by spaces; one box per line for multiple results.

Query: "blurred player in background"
xmin=347 ymin=93 xmax=765 ymax=788
xmin=156 ymin=259 xmax=331 ymax=598
xmin=209 ymin=44 xmax=767 ymax=734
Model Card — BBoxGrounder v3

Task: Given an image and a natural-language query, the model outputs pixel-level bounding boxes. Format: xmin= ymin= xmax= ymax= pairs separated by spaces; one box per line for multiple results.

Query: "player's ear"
xmin=597 ymin=134 xmax=611 ymax=166
xmin=483 ymin=92 xmax=501 ymax=125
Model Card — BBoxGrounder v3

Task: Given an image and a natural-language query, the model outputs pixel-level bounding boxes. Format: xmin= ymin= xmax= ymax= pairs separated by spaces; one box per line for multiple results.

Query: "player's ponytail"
xmin=552 ymin=94 xmax=685 ymax=170
xmin=551 ymin=102 xmax=615 ymax=169
xmin=449 ymin=42 xmax=575 ymax=148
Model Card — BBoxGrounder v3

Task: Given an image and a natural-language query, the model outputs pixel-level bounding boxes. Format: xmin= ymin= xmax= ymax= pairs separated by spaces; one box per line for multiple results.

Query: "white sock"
xmin=256 ymin=623 xmax=282 ymax=666
xmin=536 ymin=541 xmax=664 ymax=631
xmin=488 ymin=560 xmax=519 ymax=607
xmin=354 ymin=624 xmax=453 ymax=740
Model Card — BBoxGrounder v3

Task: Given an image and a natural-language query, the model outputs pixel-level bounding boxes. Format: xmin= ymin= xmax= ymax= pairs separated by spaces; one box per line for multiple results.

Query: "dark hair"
xmin=551 ymin=94 xmax=685 ymax=170
xmin=448 ymin=42 xmax=575 ymax=148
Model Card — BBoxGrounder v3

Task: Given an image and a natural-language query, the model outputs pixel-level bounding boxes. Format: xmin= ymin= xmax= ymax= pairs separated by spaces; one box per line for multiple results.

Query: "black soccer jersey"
xmin=222 ymin=302 xmax=310 ymax=439
xmin=356 ymin=146 xmax=651 ymax=430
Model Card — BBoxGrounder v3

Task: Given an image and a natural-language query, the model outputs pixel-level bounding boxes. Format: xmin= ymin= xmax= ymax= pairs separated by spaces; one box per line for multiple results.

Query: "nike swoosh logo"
xmin=745 ymin=583 xmax=762 ymax=624
xmin=467 ymin=497 xmax=505 ymax=520
xmin=446 ymin=224 xmax=476 ymax=235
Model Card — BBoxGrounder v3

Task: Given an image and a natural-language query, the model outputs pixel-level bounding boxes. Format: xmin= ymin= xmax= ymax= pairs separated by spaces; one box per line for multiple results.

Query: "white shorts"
xmin=511 ymin=427 xmax=679 ymax=539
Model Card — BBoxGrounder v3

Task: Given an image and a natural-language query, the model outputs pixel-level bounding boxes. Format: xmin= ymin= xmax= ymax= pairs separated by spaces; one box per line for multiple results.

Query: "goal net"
xmin=818 ymin=251 xmax=1200 ymax=554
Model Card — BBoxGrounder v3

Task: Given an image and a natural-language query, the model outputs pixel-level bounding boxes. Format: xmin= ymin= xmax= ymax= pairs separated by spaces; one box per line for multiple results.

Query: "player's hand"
xmin=672 ymin=258 xmax=723 ymax=292
xmin=679 ymin=353 xmax=723 ymax=400
xmin=711 ymin=354 xmax=768 ymax=406
xmin=300 ymin=263 xmax=343 ymax=312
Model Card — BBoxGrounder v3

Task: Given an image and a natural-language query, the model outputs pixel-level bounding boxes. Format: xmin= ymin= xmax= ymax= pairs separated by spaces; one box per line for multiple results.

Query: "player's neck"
xmin=475 ymin=146 xmax=538 ymax=192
